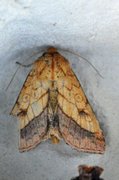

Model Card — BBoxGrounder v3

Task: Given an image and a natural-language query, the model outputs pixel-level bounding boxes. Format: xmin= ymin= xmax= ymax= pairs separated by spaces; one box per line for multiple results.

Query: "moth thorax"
xmin=50 ymin=80 xmax=57 ymax=89
xmin=49 ymin=90 xmax=58 ymax=111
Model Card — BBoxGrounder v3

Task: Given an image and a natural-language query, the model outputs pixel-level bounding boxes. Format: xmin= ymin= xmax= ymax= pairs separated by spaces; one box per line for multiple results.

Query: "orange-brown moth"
xmin=11 ymin=47 xmax=105 ymax=153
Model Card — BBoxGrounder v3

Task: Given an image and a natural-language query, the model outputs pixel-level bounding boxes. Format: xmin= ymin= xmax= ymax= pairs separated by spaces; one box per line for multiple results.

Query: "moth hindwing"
xmin=11 ymin=47 xmax=105 ymax=153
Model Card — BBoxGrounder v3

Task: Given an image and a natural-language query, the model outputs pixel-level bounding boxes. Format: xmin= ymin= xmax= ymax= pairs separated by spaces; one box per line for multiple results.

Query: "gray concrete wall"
xmin=0 ymin=0 xmax=119 ymax=179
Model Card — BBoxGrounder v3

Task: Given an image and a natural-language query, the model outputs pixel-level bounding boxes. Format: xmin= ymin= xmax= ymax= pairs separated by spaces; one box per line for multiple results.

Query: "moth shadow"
xmin=45 ymin=140 xmax=92 ymax=158
xmin=93 ymin=103 xmax=110 ymax=147
xmin=81 ymin=89 xmax=110 ymax=147
xmin=9 ymin=46 xmax=48 ymax=64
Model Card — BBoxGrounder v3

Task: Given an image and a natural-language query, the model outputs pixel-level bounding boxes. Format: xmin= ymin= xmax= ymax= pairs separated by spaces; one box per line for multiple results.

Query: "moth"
xmin=71 ymin=165 xmax=104 ymax=180
xmin=11 ymin=47 xmax=105 ymax=153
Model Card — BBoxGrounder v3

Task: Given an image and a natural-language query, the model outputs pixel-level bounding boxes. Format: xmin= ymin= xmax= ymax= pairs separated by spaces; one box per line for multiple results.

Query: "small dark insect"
xmin=71 ymin=165 xmax=104 ymax=180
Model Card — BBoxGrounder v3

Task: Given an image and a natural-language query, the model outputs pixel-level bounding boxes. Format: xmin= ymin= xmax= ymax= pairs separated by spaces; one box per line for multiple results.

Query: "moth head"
xmin=47 ymin=47 xmax=57 ymax=54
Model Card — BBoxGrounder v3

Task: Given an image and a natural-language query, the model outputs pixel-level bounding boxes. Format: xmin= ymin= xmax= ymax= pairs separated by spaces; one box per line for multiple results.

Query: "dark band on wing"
xmin=58 ymin=107 xmax=105 ymax=154
xmin=19 ymin=108 xmax=48 ymax=151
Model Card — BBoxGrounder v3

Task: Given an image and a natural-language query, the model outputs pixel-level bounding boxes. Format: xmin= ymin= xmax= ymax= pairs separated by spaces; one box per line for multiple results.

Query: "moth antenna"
xmin=5 ymin=66 xmax=20 ymax=91
xmin=6 ymin=61 xmax=34 ymax=91
xmin=16 ymin=61 xmax=34 ymax=67
xmin=59 ymin=48 xmax=104 ymax=78
xmin=5 ymin=49 xmax=45 ymax=91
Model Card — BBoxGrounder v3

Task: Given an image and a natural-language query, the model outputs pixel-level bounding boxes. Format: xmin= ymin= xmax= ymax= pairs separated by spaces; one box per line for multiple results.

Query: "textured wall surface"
xmin=0 ymin=0 xmax=119 ymax=180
